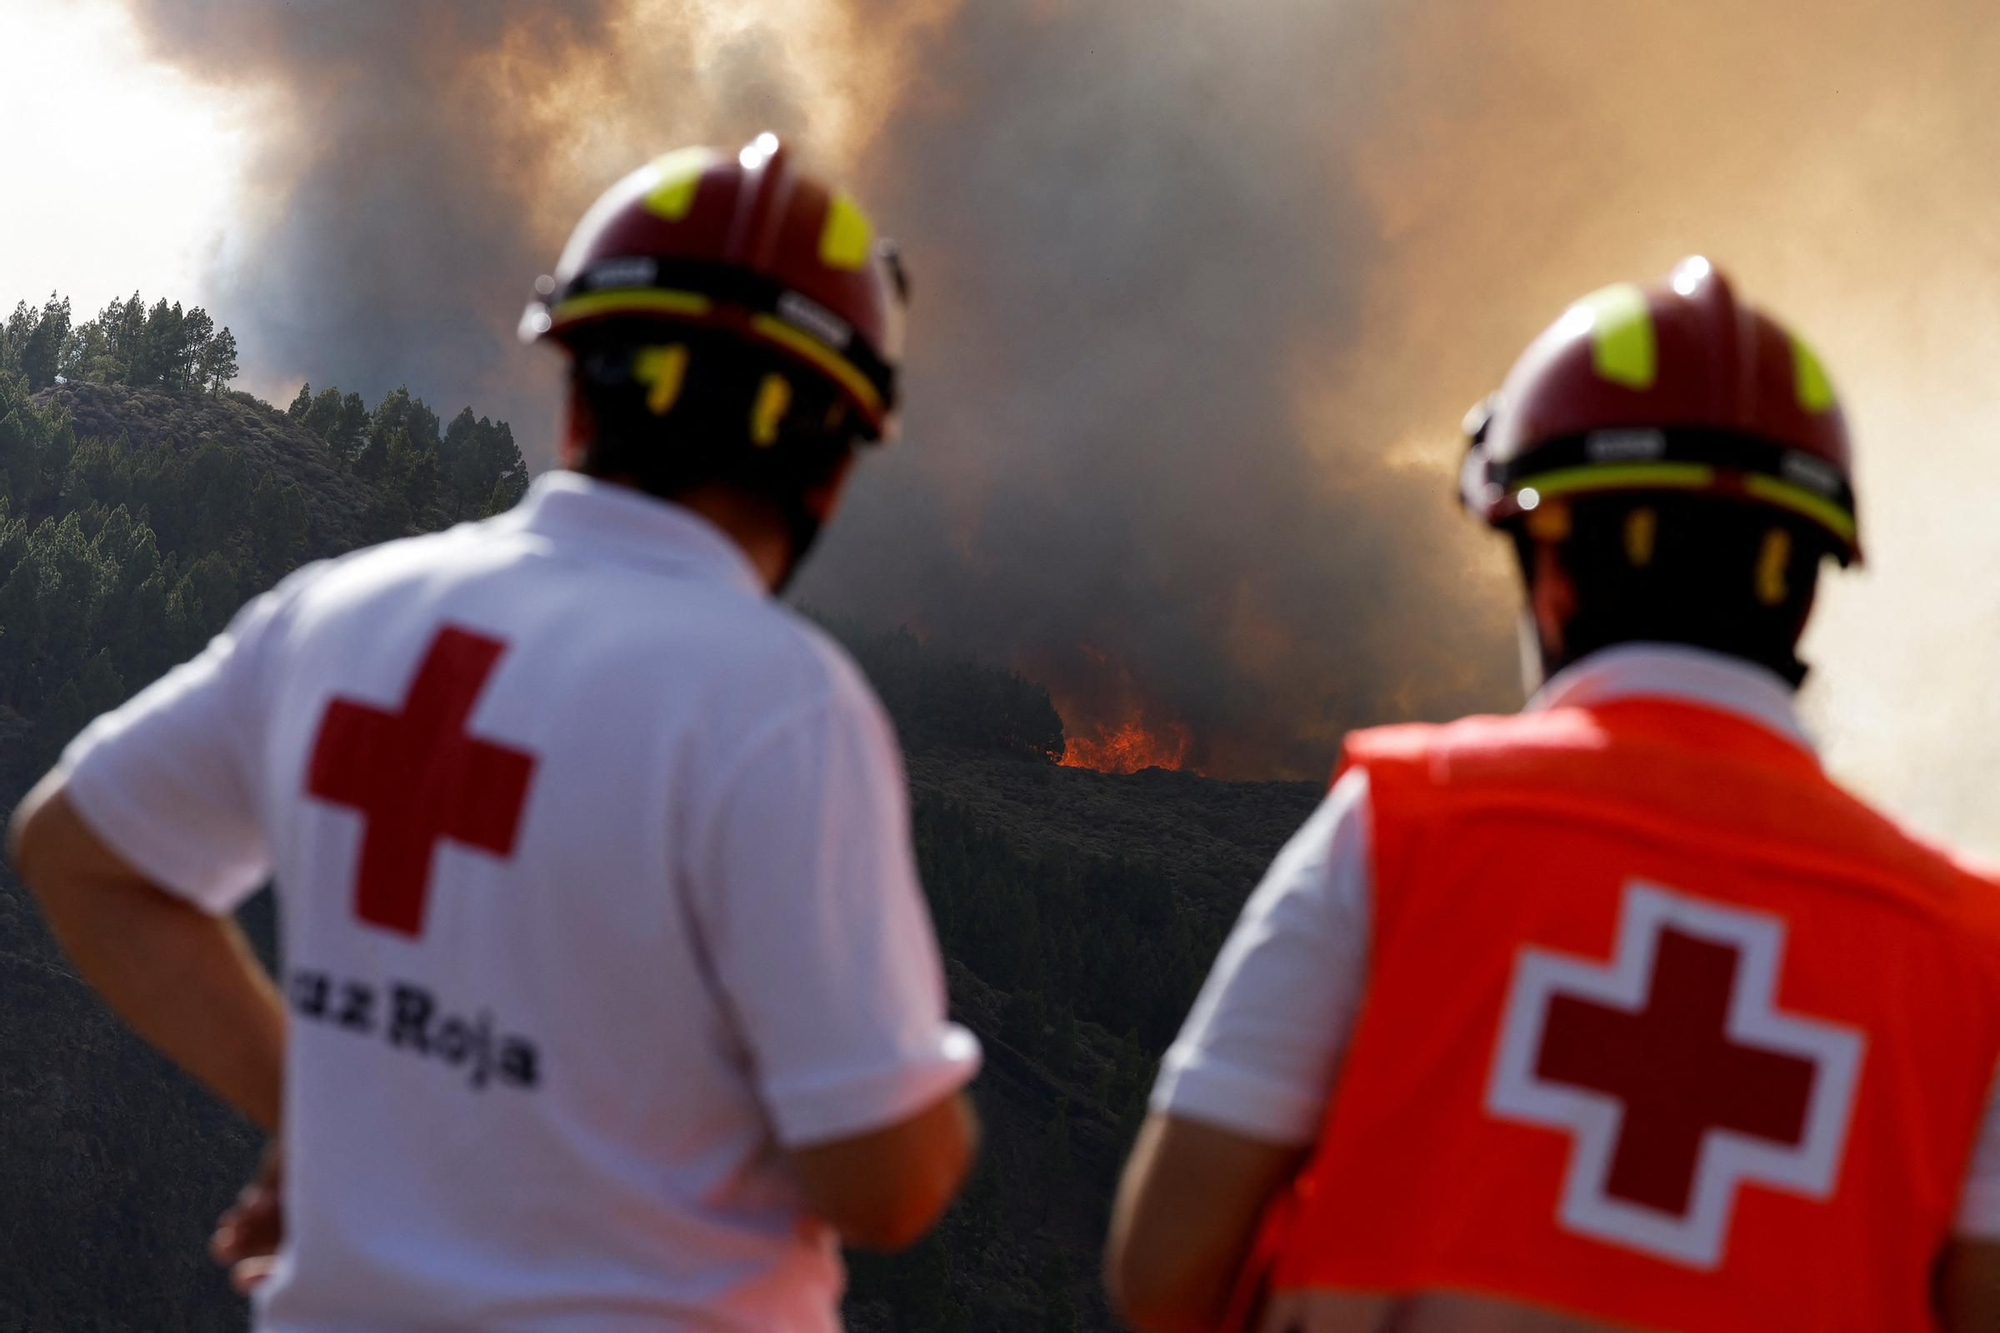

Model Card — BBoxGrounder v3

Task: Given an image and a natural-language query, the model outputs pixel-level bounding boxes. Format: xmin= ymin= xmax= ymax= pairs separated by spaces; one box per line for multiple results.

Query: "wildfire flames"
xmin=1060 ymin=717 xmax=1194 ymax=775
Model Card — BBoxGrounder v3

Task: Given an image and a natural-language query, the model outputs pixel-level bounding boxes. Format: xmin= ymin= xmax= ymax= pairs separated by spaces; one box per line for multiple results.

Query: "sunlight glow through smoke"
xmin=0 ymin=0 xmax=251 ymax=316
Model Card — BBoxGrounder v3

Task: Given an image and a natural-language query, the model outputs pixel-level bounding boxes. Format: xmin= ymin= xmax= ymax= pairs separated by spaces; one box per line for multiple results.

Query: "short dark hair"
xmin=565 ymin=323 xmax=862 ymax=505
xmin=1512 ymin=493 xmax=1836 ymax=685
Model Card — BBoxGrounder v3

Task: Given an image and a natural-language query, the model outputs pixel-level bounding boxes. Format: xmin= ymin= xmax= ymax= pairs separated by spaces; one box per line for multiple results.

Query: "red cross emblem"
xmin=305 ymin=626 xmax=538 ymax=939
xmin=1486 ymin=882 xmax=1865 ymax=1268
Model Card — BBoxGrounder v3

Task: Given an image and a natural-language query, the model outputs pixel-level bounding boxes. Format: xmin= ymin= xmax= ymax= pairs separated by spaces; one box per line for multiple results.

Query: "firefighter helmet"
xmin=521 ymin=133 xmax=907 ymax=442
xmin=1461 ymin=257 xmax=1859 ymax=563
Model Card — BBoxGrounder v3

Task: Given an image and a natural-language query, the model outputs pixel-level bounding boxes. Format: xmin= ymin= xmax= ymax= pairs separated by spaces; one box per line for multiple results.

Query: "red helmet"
xmin=1461 ymin=256 xmax=1859 ymax=563
xmin=520 ymin=133 xmax=907 ymax=441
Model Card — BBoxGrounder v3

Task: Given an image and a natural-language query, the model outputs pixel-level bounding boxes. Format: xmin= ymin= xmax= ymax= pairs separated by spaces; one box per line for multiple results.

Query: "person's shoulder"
xmin=1829 ymin=787 xmax=2000 ymax=934
xmin=745 ymin=605 xmax=890 ymax=728
xmin=671 ymin=606 xmax=901 ymax=795
xmin=330 ymin=515 xmax=497 ymax=577
xmin=1339 ymin=711 xmax=1554 ymax=772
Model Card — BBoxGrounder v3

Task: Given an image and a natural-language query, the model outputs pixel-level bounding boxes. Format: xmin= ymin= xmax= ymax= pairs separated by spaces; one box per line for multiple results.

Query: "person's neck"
xmin=573 ymin=469 xmax=791 ymax=591
xmin=1526 ymin=625 xmax=1809 ymax=695
xmin=669 ymin=484 xmax=793 ymax=591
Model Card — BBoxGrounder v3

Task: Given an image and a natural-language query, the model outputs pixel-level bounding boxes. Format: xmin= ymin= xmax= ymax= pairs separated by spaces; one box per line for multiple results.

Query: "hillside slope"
xmin=0 ymin=369 xmax=1320 ymax=1333
xmin=44 ymin=382 xmax=382 ymax=551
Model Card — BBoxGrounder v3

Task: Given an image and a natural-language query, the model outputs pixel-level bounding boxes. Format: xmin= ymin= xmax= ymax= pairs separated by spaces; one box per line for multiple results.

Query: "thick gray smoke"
xmin=811 ymin=0 xmax=1520 ymax=775
xmin=157 ymin=0 xmax=2000 ymax=790
xmin=121 ymin=0 xmax=2000 ymax=828
xmin=119 ymin=3 xmax=613 ymax=434
xmin=120 ymin=0 xmax=1524 ymax=778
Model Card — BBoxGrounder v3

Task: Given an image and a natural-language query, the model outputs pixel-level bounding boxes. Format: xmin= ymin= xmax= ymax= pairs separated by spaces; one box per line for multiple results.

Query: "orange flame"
xmin=1060 ymin=716 xmax=1194 ymax=775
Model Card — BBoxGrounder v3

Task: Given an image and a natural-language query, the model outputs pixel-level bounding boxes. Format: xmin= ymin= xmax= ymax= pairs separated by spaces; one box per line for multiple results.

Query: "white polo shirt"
xmin=58 ymin=470 xmax=981 ymax=1332
xmin=1152 ymin=643 xmax=2000 ymax=1238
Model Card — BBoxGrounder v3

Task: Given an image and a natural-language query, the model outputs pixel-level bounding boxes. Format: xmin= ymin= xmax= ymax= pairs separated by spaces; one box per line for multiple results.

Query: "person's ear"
xmin=801 ymin=448 xmax=860 ymax=524
xmin=558 ymin=375 xmax=595 ymax=469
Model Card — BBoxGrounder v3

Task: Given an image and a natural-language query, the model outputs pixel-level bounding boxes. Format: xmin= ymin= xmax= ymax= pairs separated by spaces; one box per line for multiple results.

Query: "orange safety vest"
xmin=1248 ymin=698 xmax=2000 ymax=1332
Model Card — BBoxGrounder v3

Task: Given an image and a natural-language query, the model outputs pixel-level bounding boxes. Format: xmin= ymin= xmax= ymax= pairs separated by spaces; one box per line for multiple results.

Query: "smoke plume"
xmin=120 ymin=0 xmax=2000 ymax=834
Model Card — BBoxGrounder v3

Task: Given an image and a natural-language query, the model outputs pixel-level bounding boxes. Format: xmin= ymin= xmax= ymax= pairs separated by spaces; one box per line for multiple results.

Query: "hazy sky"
xmin=0 ymin=2 xmax=250 ymax=316
xmin=5 ymin=0 xmax=2000 ymax=851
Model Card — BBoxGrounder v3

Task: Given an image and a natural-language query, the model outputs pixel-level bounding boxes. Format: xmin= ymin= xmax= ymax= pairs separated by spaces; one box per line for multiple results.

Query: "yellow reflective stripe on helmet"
xmin=751 ymin=373 xmax=792 ymax=446
xmin=633 ymin=345 xmax=689 ymax=416
xmin=548 ymin=289 xmax=714 ymax=325
xmin=1790 ymin=333 xmax=1836 ymax=412
xmin=643 ymin=147 xmax=719 ymax=221
xmin=750 ymin=314 xmax=883 ymax=416
xmin=1755 ymin=528 xmax=1793 ymax=605
xmin=1580 ymin=283 xmax=1657 ymax=390
xmin=819 ymin=191 xmax=874 ymax=271
xmin=1742 ymin=474 xmax=1858 ymax=542
xmin=1512 ymin=465 xmax=1857 ymax=544
xmin=1517 ymin=462 xmax=1714 ymax=499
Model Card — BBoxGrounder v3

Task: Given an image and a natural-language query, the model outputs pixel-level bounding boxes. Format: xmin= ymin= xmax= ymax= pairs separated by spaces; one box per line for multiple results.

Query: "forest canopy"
xmin=0 ymin=292 xmax=528 ymax=800
xmin=3 ymin=292 xmax=239 ymax=396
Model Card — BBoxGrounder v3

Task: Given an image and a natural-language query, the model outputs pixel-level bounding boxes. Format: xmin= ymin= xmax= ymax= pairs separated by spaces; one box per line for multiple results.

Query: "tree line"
xmin=3 ymin=292 xmax=239 ymax=396
xmin=0 ymin=294 xmax=528 ymax=803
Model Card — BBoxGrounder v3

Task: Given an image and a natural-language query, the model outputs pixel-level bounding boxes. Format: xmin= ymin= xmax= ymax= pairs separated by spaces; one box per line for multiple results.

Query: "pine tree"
xmin=169 ymin=550 xmax=242 ymax=652
xmin=133 ymin=299 xmax=186 ymax=388
xmin=178 ymin=307 xmax=215 ymax=388
xmin=198 ymin=326 xmax=239 ymax=395
xmin=37 ymin=678 xmax=88 ymax=754
xmin=76 ymin=649 xmax=125 ymax=715
xmin=250 ymin=475 xmax=309 ymax=578
xmin=186 ymin=443 xmax=250 ymax=553
xmin=0 ymin=542 xmax=40 ymax=701
xmin=104 ymin=293 xmax=147 ymax=384
xmin=0 ymin=299 xmax=33 ymax=377
xmin=483 ymin=474 xmax=519 ymax=517
xmin=19 ymin=294 xmax=70 ymax=390
xmin=301 ymin=385 xmax=344 ymax=442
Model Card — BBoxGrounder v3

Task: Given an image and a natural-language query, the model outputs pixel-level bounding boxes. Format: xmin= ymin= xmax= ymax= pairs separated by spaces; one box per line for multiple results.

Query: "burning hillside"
xmin=1060 ymin=714 xmax=1195 ymax=775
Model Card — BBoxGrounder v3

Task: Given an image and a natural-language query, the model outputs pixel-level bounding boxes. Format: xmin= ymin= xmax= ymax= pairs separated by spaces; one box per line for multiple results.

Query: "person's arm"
xmin=1108 ymin=1114 xmax=1306 ymax=1332
xmin=9 ymin=782 xmax=284 ymax=1129
xmin=4 ymin=571 xmax=309 ymax=1131
xmin=1939 ymin=1240 xmax=2000 ymax=1330
xmin=693 ymin=653 xmax=982 ymax=1251
xmin=1105 ymin=770 xmax=1374 ymax=1332
xmin=790 ymin=1088 xmax=979 ymax=1251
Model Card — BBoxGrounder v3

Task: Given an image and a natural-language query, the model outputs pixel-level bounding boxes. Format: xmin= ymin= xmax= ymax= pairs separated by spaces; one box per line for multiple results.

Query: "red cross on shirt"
xmin=306 ymin=626 xmax=538 ymax=938
xmin=1535 ymin=927 xmax=1817 ymax=1216
xmin=1488 ymin=883 xmax=1865 ymax=1268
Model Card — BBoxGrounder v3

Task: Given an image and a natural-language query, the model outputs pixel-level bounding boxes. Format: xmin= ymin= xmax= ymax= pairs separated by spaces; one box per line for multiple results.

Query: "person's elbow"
xmin=830 ymin=1167 xmax=962 ymax=1253
xmin=1939 ymin=1239 xmax=2000 ymax=1332
xmin=834 ymin=1095 xmax=979 ymax=1252
xmin=790 ymin=1091 xmax=980 ymax=1252
xmin=6 ymin=778 xmax=156 ymax=937
xmin=7 ymin=774 xmax=65 ymax=897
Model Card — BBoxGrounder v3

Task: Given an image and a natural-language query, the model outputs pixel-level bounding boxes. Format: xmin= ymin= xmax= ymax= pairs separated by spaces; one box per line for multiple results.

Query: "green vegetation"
xmin=0 ymin=293 xmax=1319 ymax=1331
xmin=4 ymin=292 xmax=239 ymax=396
xmin=0 ymin=297 xmax=528 ymax=801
